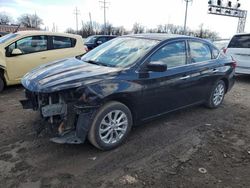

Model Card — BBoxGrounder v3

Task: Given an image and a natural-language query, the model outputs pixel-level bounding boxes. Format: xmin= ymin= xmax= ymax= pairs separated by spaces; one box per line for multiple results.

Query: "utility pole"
xmin=99 ymin=0 xmax=109 ymax=34
xmin=183 ymin=0 xmax=192 ymax=34
xmin=73 ymin=7 xmax=80 ymax=33
xmin=89 ymin=12 xmax=93 ymax=33
xmin=52 ymin=22 xmax=55 ymax=32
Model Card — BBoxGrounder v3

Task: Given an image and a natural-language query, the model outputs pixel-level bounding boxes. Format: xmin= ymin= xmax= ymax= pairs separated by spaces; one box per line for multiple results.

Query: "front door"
xmin=137 ymin=40 xmax=204 ymax=120
xmin=5 ymin=35 xmax=48 ymax=82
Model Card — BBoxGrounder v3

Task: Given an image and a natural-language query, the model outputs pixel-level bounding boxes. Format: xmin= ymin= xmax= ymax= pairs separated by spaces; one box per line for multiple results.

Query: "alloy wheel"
xmin=99 ymin=110 xmax=128 ymax=144
xmin=213 ymin=83 xmax=225 ymax=106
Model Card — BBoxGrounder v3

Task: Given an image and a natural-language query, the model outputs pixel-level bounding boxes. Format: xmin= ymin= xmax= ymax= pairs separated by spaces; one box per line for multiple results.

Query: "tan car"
xmin=0 ymin=31 xmax=86 ymax=92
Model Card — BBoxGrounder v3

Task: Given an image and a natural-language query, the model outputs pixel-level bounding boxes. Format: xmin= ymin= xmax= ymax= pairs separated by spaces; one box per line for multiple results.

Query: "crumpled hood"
xmin=21 ymin=58 xmax=122 ymax=93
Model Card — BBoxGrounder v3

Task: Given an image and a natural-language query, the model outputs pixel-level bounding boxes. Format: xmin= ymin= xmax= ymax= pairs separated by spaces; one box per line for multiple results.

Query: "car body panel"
xmin=226 ymin=33 xmax=250 ymax=74
xmin=0 ymin=31 xmax=86 ymax=85
xmin=226 ymin=48 xmax=250 ymax=74
xmin=21 ymin=58 xmax=123 ymax=93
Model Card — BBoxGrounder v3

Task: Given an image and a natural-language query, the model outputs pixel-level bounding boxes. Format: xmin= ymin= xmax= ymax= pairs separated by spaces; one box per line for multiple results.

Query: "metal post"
xmin=183 ymin=0 xmax=192 ymax=34
xmin=104 ymin=0 xmax=106 ymax=34
xmin=100 ymin=0 xmax=109 ymax=35
xmin=73 ymin=7 xmax=80 ymax=33
xmin=237 ymin=10 xmax=247 ymax=33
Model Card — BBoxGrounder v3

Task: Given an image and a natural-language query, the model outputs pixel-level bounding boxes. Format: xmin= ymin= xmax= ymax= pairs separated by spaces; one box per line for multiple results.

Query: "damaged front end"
xmin=21 ymin=89 xmax=99 ymax=144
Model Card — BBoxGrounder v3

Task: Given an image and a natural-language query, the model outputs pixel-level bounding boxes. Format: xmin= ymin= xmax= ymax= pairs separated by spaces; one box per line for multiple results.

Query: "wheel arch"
xmin=102 ymin=94 xmax=137 ymax=125
xmin=0 ymin=67 xmax=6 ymax=85
xmin=221 ymin=77 xmax=229 ymax=93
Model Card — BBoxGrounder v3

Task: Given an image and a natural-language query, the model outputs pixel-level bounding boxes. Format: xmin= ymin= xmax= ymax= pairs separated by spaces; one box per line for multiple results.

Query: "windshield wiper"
xmin=84 ymin=60 xmax=115 ymax=67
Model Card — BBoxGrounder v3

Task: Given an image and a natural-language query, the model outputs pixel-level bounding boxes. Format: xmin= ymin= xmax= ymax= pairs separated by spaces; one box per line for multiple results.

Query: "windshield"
xmin=81 ymin=37 xmax=159 ymax=68
xmin=0 ymin=33 xmax=19 ymax=44
xmin=85 ymin=36 xmax=97 ymax=44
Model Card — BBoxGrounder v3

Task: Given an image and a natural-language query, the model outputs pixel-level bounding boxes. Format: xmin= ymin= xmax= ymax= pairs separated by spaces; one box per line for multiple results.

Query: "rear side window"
xmin=189 ymin=41 xmax=211 ymax=63
xmin=52 ymin=36 xmax=76 ymax=49
xmin=228 ymin=35 xmax=250 ymax=48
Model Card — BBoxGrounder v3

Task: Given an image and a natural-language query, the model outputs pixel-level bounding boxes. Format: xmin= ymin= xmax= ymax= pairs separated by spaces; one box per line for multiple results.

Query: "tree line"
xmin=67 ymin=22 xmax=219 ymax=40
xmin=0 ymin=11 xmax=219 ymax=40
xmin=0 ymin=12 xmax=43 ymax=28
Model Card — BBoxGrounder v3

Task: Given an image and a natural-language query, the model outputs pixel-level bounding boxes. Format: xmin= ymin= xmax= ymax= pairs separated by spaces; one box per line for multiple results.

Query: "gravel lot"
xmin=0 ymin=76 xmax=250 ymax=188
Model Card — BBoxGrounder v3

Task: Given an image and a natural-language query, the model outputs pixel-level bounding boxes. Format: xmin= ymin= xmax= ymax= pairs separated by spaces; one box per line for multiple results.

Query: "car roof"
xmin=15 ymin=30 xmax=81 ymax=38
xmin=232 ymin=33 xmax=250 ymax=36
xmin=124 ymin=33 xmax=197 ymax=41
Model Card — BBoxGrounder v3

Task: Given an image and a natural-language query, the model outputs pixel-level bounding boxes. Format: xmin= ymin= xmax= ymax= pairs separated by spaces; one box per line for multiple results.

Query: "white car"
xmin=225 ymin=33 xmax=250 ymax=74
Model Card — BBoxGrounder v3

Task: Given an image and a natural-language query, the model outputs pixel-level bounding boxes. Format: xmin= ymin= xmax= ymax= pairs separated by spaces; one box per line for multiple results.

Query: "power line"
xmin=99 ymin=0 xmax=109 ymax=34
xmin=73 ymin=7 xmax=80 ymax=33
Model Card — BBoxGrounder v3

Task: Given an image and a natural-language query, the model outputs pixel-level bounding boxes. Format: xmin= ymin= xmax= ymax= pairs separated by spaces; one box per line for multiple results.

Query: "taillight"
xmin=223 ymin=47 xmax=227 ymax=54
xmin=231 ymin=58 xmax=237 ymax=69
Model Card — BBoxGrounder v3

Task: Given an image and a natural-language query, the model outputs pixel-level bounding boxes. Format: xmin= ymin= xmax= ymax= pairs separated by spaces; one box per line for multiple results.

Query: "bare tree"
xmin=65 ymin=28 xmax=76 ymax=34
xmin=0 ymin=12 xmax=14 ymax=24
xmin=132 ymin=23 xmax=145 ymax=34
xmin=112 ymin=26 xmax=126 ymax=35
xmin=17 ymin=14 xmax=43 ymax=28
xmin=105 ymin=23 xmax=114 ymax=35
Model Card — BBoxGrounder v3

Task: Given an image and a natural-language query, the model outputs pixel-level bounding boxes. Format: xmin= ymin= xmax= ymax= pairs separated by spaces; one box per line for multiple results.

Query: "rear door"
xmin=226 ymin=34 xmax=250 ymax=73
xmin=188 ymin=40 xmax=222 ymax=99
xmin=41 ymin=35 xmax=79 ymax=63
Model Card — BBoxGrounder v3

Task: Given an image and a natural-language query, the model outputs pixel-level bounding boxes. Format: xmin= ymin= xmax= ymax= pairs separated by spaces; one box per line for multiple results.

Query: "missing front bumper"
xmin=50 ymin=130 xmax=83 ymax=144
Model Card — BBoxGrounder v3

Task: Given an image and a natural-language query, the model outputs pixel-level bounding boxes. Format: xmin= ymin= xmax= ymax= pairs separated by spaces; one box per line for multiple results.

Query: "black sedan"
xmin=21 ymin=34 xmax=235 ymax=150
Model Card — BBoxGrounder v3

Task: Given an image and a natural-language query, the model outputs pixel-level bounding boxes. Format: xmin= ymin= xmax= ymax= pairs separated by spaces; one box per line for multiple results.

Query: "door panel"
xmin=6 ymin=51 xmax=50 ymax=82
xmin=5 ymin=35 xmax=48 ymax=82
xmin=136 ymin=40 xmax=204 ymax=120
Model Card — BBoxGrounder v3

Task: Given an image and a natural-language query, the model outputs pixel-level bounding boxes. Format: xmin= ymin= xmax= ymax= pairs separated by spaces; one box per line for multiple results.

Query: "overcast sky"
xmin=0 ymin=0 xmax=250 ymax=38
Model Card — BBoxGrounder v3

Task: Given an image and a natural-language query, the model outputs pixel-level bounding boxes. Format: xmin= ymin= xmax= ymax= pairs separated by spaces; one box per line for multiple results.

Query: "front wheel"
xmin=206 ymin=80 xmax=226 ymax=109
xmin=88 ymin=101 xmax=132 ymax=150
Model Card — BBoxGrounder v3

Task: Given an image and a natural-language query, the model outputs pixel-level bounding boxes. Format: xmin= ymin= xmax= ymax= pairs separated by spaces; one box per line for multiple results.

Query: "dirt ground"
xmin=0 ymin=76 xmax=250 ymax=188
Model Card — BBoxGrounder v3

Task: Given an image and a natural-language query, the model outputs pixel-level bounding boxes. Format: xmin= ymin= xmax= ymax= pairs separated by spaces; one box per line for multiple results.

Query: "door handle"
xmin=41 ymin=57 xmax=47 ymax=59
xmin=180 ymin=75 xmax=191 ymax=80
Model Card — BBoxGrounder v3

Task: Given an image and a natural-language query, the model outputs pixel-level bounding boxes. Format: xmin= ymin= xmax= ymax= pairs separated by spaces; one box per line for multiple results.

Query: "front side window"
xmin=149 ymin=41 xmax=187 ymax=68
xmin=189 ymin=41 xmax=211 ymax=63
xmin=52 ymin=36 xmax=75 ymax=49
xmin=7 ymin=35 xmax=47 ymax=55
xmin=81 ymin=37 xmax=159 ymax=67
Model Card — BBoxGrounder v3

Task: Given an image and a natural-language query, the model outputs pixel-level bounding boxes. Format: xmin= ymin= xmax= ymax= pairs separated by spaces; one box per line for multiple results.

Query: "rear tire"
xmin=0 ymin=77 xmax=4 ymax=92
xmin=205 ymin=80 xmax=226 ymax=109
xmin=88 ymin=101 xmax=132 ymax=150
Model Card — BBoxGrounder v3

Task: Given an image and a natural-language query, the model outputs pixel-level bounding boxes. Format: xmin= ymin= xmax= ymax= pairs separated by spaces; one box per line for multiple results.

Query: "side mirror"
xmin=147 ymin=61 xmax=167 ymax=72
xmin=11 ymin=48 xmax=23 ymax=55
xmin=96 ymin=40 xmax=103 ymax=45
